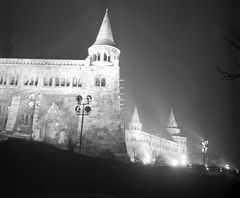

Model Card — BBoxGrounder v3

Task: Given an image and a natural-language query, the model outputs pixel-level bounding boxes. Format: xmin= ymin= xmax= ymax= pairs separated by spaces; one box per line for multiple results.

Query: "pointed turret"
xmin=167 ymin=108 xmax=178 ymax=128
xmin=128 ymin=105 xmax=142 ymax=131
xmin=166 ymin=108 xmax=180 ymax=135
xmin=92 ymin=9 xmax=116 ymax=47
xmin=131 ymin=105 xmax=141 ymax=123
xmin=88 ymin=9 xmax=120 ymax=66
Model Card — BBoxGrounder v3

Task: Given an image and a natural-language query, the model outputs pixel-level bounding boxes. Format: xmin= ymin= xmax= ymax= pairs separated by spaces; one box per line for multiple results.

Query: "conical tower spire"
xmin=93 ymin=9 xmax=116 ymax=47
xmin=131 ymin=105 xmax=141 ymax=123
xmin=128 ymin=105 xmax=142 ymax=131
xmin=167 ymin=108 xmax=178 ymax=128
xmin=88 ymin=9 xmax=120 ymax=66
xmin=166 ymin=108 xmax=180 ymax=135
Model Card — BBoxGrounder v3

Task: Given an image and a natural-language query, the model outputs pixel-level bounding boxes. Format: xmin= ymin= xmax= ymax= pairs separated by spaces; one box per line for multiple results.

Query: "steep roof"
xmin=92 ymin=9 xmax=116 ymax=47
xmin=130 ymin=105 xmax=141 ymax=123
xmin=167 ymin=108 xmax=178 ymax=128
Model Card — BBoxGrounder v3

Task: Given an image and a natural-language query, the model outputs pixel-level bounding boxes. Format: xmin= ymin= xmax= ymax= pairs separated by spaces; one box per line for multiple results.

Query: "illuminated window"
xmin=66 ymin=78 xmax=70 ymax=87
xmin=95 ymin=77 xmax=100 ymax=86
xmin=61 ymin=78 xmax=65 ymax=86
xmin=72 ymin=78 xmax=77 ymax=87
xmin=43 ymin=77 xmax=48 ymax=86
xmin=15 ymin=76 xmax=19 ymax=85
xmin=10 ymin=77 xmax=14 ymax=85
xmin=95 ymin=75 xmax=106 ymax=87
xmin=78 ymin=79 xmax=82 ymax=87
xmin=104 ymin=53 xmax=107 ymax=61
xmin=29 ymin=77 xmax=34 ymax=85
xmin=35 ymin=77 xmax=38 ymax=86
xmin=55 ymin=77 xmax=60 ymax=86
xmin=49 ymin=77 xmax=52 ymax=86
xmin=101 ymin=78 xmax=106 ymax=86
xmin=24 ymin=76 xmax=29 ymax=85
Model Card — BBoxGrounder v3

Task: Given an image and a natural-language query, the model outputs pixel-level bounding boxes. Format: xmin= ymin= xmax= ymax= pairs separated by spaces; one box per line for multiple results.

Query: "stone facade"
xmin=125 ymin=106 xmax=188 ymax=165
xmin=0 ymin=10 xmax=126 ymax=155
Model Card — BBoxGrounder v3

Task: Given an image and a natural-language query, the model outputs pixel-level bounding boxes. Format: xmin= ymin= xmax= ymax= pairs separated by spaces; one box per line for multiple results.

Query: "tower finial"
xmin=91 ymin=9 xmax=116 ymax=47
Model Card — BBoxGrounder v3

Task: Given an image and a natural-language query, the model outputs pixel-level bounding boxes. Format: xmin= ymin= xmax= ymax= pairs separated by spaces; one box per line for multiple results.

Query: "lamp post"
xmin=27 ymin=93 xmax=36 ymax=140
xmin=202 ymin=140 xmax=209 ymax=166
xmin=75 ymin=95 xmax=92 ymax=155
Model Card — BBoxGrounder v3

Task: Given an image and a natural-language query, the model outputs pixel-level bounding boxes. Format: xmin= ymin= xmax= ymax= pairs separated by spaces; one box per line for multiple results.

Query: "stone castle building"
xmin=125 ymin=106 xmax=188 ymax=165
xmin=0 ymin=10 xmax=126 ymax=155
xmin=0 ymin=9 xmax=188 ymax=163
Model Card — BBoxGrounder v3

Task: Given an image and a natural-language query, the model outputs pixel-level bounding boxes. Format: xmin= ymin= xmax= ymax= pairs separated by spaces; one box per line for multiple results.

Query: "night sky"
xmin=0 ymin=0 xmax=239 ymax=168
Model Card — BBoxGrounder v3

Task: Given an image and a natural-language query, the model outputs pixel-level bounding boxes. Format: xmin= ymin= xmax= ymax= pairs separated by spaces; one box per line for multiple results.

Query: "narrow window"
xmin=43 ymin=77 xmax=48 ymax=86
xmin=55 ymin=77 xmax=60 ymax=86
xmin=35 ymin=77 xmax=38 ymax=86
xmin=95 ymin=78 xmax=100 ymax=86
xmin=24 ymin=77 xmax=29 ymax=85
xmin=29 ymin=77 xmax=34 ymax=85
xmin=49 ymin=77 xmax=52 ymax=86
xmin=10 ymin=77 xmax=14 ymax=85
xmin=61 ymin=78 xmax=65 ymax=86
xmin=104 ymin=53 xmax=107 ymax=61
xmin=78 ymin=79 xmax=82 ymax=87
xmin=0 ymin=76 xmax=3 ymax=84
xmin=15 ymin=76 xmax=19 ymax=85
xmin=72 ymin=78 xmax=77 ymax=87
xmin=97 ymin=53 xmax=100 ymax=61
xmin=24 ymin=115 xmax=28 ymax=126
xmin=3 ymin=76 xmax=7 ymax=85
xmin=101 ymin=78 xmax=106 ymax=87
xmin=66 ymin=78 xmax=70 ymax=87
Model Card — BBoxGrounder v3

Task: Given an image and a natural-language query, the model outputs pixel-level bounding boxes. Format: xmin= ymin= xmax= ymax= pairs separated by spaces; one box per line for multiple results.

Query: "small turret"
xmin=88 ymin=9 xmax=120 ymax=66
xmin=166 ymin=108 xmax=180 ymax=135
xmin=128 ymin=105 xmax=142 ymax=131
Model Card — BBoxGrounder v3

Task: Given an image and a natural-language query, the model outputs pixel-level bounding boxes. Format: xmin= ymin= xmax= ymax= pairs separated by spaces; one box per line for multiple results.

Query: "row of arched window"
xmin=0 ymin=76 xmax=19 ymax=86
xmin=0 ymin=75 xmax=106 ymax=88
xmin=19 ymin=114 xmax=32 ymax=126
xmin=92 ymin=53 xmax=111 ymax=62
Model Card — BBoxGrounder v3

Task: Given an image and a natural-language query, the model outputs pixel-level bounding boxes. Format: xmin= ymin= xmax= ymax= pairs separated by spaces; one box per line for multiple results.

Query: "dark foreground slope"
xmin=0 ymin=138 xmax=239 ymax=198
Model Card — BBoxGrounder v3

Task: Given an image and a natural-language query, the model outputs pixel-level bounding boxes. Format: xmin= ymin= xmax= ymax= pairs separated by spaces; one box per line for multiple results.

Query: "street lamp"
xmin=27 ymin=93 xmax=36 ymax=140
xmin=75 ymin=95 xmax=92 ymax=154
xmin=202 ymin=140 xmax=208 ymax=166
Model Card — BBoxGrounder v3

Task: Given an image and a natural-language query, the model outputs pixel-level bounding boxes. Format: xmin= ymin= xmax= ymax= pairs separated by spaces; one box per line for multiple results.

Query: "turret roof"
xmin=130 ymin=105 xmax=141 ymax=123
xmin=167 ymin=108 xmax=178 ymax=128
xmin=92 ymin=9 xmax=116 ymax=47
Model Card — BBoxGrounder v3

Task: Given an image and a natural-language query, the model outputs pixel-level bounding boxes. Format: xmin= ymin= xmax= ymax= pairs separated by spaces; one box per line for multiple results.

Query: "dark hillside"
xmin=0 ymin=138 xmax=239 ymax=197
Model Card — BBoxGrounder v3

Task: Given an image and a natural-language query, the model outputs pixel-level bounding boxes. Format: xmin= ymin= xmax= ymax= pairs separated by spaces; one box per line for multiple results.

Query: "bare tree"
xmin=128 ymin=144 xmax=144 ymax=163
xmin=218 ymin=28 xmax=240 ymax=80
xmin=206 ymin=149 xmax=221 ymax=167
xmin=66 ymin=125 xmax=78 ymax=152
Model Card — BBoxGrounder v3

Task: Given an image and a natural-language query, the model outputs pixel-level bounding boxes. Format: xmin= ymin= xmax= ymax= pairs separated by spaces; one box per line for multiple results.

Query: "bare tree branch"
xmin=224 ymin=37 xmax=240 ymax=50
xmin=217 ymin=66 xmax=240 ymax=80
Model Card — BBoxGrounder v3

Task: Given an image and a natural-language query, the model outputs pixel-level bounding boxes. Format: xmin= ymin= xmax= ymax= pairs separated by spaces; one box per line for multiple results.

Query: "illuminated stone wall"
xmin=125 ymin=126 xmax=188 ymax=165
xmin=0 ymin=58 xmax=126 ymax=154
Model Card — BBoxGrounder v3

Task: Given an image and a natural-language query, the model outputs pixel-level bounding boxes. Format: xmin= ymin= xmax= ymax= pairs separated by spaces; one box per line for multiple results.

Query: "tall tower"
xmin=88 ymin=9 xmax=120 ymax=66
xmin=166 ymin=108 xmax=180 ymax=135
xmin=128 ymin=105 xmax=142 ymax=131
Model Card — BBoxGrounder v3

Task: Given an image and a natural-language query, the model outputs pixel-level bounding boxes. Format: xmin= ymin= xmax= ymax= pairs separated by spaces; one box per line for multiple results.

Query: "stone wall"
xmin=0 ymin=58 xmax=126 ymax=155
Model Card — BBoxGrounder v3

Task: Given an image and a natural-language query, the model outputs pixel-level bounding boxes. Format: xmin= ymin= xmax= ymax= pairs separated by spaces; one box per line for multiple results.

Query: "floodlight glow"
xmin=172 ymin=159 xmax=179 ymax=167
xmin=225 ymin=165 xmax=230 ymax=169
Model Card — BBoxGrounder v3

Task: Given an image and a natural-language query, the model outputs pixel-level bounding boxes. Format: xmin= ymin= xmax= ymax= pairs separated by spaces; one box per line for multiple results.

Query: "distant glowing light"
xmin=225 ymin=164 xmax=230 ymax=169
xmin=171 ymin=159 xmax=179 ymax=167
